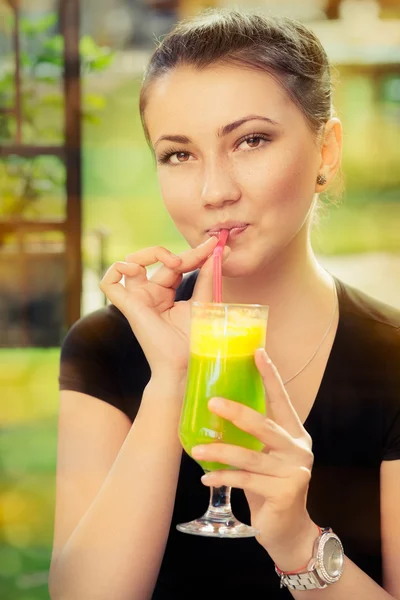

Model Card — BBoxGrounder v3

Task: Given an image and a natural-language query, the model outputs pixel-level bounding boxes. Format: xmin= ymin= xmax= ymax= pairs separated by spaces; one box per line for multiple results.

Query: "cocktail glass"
xmin=177 ymin=302 xmax=269 ymax=538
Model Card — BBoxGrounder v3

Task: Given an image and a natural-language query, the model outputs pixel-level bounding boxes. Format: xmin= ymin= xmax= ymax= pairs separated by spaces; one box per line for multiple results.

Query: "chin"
xmin=221 ymin=255 xmax=262 ymax=279
xmin=221 ymin=240 xmax=286 ymax=279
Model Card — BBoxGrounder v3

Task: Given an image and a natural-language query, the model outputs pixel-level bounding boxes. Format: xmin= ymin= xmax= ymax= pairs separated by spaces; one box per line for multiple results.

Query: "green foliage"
xmin=80 ymin=35 xmax=115 ymax=73
xmin=0 ymin=12 xmax=114 ymax=221
xmin=19 ymin=12 xmax=58 ymax=37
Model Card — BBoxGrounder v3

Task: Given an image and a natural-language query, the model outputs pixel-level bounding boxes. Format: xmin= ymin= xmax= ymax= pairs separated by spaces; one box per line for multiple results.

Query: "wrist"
xmin=149 ymin=370 xmax=187 ymax=391
xmin=268 ymin=516 xmax=320 ymax=574
xmin=142 ymin=373 xmax=187 ymax=413
xmin=140 ymin=375 xmax=186 ymax=424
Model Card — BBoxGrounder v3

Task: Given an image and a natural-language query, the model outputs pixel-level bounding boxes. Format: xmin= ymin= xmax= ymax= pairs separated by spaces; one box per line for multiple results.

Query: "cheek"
xmin=158 ymin=171 xmax=198 ymax=229
xmin=243 ymin=145 xmax=317 ymax=218
xmin=158 ymin=172 xmax=180 ymax=214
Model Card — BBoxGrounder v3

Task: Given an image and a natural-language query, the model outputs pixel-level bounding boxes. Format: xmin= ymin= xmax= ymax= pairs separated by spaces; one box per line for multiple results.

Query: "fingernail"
xmin=192 ymin=446 xmax=206 ymax=458
xmin=258 ymin=348 xmax=272 ymax=363
xmin=200 ymin=237 xmax=216 ymax=247
xmin=167 ymin=251 xmax=181 ymax=259
xmin=264 ymin=350 xmax=272 ymax=363
xmin=208 ymin=397 xmax=225 ymax=410
xmin=201 ymin=473 xmax=212 ymax=483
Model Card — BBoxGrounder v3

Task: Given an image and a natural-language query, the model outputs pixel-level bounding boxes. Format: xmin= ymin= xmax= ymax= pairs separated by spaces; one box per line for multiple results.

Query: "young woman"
xmin=49 ymin=9 xmax=400 ymax=600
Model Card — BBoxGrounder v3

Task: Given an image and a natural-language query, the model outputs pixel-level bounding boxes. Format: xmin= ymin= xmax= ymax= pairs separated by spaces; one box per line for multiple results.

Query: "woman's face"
xmin=144 ymin=64 xmax=322 ymax=277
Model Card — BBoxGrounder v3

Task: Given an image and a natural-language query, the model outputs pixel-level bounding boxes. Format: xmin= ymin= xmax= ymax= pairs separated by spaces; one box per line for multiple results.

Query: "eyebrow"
xmin=153 ymin=115 xmax=279 ymax=148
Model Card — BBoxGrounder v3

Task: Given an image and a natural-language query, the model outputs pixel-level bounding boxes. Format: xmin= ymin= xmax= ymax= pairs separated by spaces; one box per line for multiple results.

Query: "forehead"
xmin=145 ymin=64 xmax=299 ymax=142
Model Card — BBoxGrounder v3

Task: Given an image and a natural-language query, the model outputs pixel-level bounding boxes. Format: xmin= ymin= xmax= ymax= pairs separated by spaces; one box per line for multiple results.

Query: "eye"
xmin=236 ymin=134 xmax=271 ymax=151
xmin=170 ymin=152 xmax=192 ymax=164
xmin=157 ymin=149 xmax=194 ymax=165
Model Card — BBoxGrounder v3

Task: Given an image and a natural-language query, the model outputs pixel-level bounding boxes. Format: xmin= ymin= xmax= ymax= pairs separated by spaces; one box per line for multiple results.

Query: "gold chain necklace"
xmin=283 ymin=282 xmax=338 ymax=386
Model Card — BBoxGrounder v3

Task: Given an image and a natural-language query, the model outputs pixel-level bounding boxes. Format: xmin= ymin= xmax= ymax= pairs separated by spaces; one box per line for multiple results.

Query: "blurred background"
xmin=0 ymin=0 xmax=399 ymax=598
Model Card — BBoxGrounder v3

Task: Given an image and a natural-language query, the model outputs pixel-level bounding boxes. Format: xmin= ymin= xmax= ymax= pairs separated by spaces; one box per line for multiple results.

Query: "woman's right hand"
xmin=100 ymin=236 xmax=228 ymax=380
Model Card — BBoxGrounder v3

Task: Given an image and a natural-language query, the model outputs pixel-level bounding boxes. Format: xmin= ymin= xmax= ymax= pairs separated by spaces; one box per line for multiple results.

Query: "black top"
xmin=59 ymin=273 xmax=400 ymax=599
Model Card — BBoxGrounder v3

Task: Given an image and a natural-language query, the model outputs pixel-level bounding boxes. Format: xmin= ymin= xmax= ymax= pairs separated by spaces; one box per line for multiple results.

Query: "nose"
xmin=200 ymin=162 xmax=241 ymax=209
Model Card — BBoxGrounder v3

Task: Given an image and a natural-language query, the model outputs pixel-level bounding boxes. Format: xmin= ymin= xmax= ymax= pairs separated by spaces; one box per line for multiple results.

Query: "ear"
xmin=316 ymin=118 xmax=342 ymax=191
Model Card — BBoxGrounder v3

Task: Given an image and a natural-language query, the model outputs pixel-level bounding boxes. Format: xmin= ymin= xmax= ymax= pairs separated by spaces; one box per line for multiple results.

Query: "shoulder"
xmin=336 ymin=277 xmax=400 ymax=350
xmin=59 ymin=304 xmax=146 ymax=418
xmin=331 ymin=279 xmax=400 ymax=461
xmin=61 ymin=303 xmax=135 ymax=360
xmin=334 ymin=278 xmax=400 ymax=414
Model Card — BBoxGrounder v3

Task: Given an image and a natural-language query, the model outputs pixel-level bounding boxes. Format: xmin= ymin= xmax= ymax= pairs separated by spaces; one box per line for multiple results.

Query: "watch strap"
xmin=275 ymin=527 xmax=340 ymax=591
xmin=277 ymin=570 xmax=327 ymax=591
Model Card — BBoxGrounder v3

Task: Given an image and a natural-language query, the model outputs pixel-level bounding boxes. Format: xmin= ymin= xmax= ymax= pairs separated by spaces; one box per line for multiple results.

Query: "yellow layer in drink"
xmin=190 ymin=317 xmax=267 ymax=357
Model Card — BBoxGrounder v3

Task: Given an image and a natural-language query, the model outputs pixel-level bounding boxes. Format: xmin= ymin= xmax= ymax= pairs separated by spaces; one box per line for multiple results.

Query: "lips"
xmin=207 ymin=221 xmax=249 ymax=235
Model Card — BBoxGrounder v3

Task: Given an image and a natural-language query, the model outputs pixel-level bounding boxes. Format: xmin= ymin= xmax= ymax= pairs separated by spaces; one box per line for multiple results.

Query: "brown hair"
xmin=139 ymin=9 xmax=334 ymax=144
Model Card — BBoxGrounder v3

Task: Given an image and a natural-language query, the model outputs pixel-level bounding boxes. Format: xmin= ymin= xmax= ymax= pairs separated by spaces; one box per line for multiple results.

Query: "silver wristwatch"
xmin=275 ymin=527 xmax=345 ymax=591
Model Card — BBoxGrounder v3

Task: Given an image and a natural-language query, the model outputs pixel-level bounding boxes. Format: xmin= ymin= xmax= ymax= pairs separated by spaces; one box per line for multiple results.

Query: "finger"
xmin=207 ymin=397 xmax=294 ymax=451
xmin=201 ymin=470 xmax=281 ymax=495
xmin=200 ymin=467 xmax=312 ymax=500
xmin=99 ymin=261 xmax=162 ymax=310
xmin=255 ymin=349 xmax=305 ymax=438
xmin=125 ymin=246 xmax=182 ymax=269
xmin=149 ymin=265 xmax=183 ymax=290
xmin=192 ymin=245 xmax=231 ymax=303
xmin=170 ymin=273 xmax=184 ymax=290
xmin=100 ymin=261 xmax=133 ymax=306
xmin=192 ymin=443 xmax=283 ymax=476
xmin=193 ymin=427 xmax=313 ymax=470
xmin=149 ymin=237 xmax=218 ymax=290
xmin=124 ymin=247 xmax=182 ymax=293
xmin=177 ymin=236 xmax=218 ymax=273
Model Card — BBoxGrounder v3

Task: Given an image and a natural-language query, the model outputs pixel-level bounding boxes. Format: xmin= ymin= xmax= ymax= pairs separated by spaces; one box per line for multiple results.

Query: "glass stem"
xmin=205 ymin=485 xmax=234 ymax=522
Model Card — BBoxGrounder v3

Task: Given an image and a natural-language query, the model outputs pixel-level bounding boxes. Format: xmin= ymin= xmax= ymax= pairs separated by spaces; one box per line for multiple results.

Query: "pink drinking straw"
xmin=212 ymin=229 xmax=229 ymax=303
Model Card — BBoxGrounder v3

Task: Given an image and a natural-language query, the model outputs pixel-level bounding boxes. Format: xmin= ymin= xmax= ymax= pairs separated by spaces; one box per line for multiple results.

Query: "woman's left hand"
xmin=191 ymin=348 xmax=319 ymax=570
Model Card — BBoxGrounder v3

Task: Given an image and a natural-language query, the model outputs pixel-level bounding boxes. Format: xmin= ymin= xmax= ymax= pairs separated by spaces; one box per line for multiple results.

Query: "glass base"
xmin=176 ymin=514 xmax=259 ymax=538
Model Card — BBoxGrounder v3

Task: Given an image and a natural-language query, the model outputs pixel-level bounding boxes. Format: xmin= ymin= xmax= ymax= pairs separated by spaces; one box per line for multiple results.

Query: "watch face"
xmin=323 ymin=537 xmax=344 ymax=578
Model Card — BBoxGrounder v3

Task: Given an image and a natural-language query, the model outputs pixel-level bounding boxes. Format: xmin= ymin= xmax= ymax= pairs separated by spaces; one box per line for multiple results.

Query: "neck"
xmin=221 ymin=232 xmax=335 ymax=361
xmin=223 ymin=237 xmax=330 ymax=305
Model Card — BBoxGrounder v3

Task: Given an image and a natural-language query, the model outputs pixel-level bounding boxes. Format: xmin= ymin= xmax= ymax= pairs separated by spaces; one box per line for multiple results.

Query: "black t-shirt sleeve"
xmin=59 ymin=307 xmax=127 ymax=411
xmin=338 ymin=281 xmax=400 ymax=463
xmin=382 ymin=348 xmax=400 ymax=461
xmin=59 ymin=303 xmax=154 ymax=423
xmin=383 ymin=409 xmax=400 ymax=461
xmin=381 ymin=326 xmax=400 ymax=461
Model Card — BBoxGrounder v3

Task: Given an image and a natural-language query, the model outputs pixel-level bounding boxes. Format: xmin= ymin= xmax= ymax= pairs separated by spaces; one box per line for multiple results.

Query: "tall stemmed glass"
xmin=177 ymin=301 xmax=269 ymax=538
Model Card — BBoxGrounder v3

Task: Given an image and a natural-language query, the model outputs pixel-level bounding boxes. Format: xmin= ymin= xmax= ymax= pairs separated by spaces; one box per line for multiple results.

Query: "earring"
xmin=317 ymin=174 xmax=327 ymax=186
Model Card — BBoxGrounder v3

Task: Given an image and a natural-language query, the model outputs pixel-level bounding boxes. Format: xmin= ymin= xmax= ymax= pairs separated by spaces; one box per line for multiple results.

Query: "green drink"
xmin=179 ymin=303 xmax=268 ymax=472
xmin=177 ymin=302 xmax=269 ymax=538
